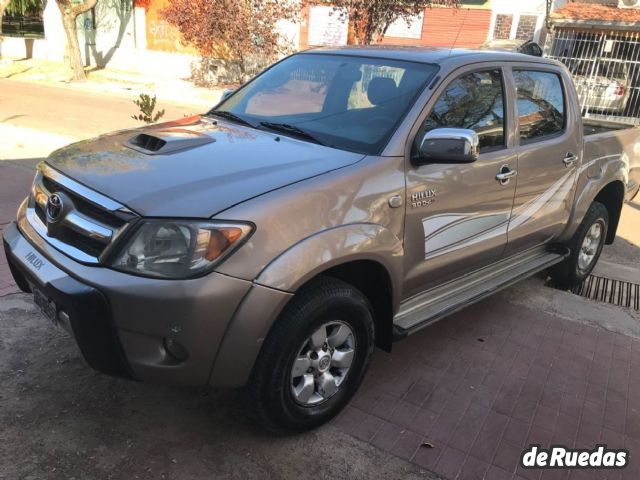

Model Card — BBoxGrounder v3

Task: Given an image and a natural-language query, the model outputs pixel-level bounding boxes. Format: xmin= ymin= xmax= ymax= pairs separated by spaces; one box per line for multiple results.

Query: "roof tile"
xmin=552 ymin=3 xmax=640 ymax=22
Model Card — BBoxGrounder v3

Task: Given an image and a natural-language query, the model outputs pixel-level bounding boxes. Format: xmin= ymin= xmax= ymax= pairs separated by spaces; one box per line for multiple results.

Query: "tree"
xmin=326 ymin=0 xmax=458 ymax=45
xmin=55 ymin=0 xmax=98 ymax=81
xmin=162 ymin=0 xmax=297 ymax=81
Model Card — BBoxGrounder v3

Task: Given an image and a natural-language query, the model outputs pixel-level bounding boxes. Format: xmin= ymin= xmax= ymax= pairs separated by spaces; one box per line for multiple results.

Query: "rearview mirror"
xmin=220 ymin=89 xmax=235 ymax=101
xmin=416 ymin=128 xmax=479 ymax=164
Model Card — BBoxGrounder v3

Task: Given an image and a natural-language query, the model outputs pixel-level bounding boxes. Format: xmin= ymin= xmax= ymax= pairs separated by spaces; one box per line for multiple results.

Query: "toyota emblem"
xmin=46 ymin=193 xmax=63 ymax=222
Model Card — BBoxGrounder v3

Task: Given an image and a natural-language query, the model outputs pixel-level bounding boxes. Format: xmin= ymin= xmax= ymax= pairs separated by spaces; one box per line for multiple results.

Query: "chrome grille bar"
xmin=26 ymin=163 xmax=137 ymax=264
xmin=62 ymin=211 xmax=113 ymax=244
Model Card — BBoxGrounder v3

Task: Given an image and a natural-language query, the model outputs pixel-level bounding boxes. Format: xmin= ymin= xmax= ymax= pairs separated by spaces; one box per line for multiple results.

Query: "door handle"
xmin=496 ymin=165 xmax=517 ymax=185
xmin=563 ymin=152 xmax=579 ymax=167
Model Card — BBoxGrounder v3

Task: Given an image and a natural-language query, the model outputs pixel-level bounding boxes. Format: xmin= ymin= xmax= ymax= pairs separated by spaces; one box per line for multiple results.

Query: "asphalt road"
xmin=0 ymin=78 xmax=204 ymax=140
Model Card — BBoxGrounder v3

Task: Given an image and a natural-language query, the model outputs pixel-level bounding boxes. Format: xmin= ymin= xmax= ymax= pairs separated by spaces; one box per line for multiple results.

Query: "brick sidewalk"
xmin=335 ymin=298 xmax=640 ymax=480
xmin=0 ymin=161 xmax=36 ymax=296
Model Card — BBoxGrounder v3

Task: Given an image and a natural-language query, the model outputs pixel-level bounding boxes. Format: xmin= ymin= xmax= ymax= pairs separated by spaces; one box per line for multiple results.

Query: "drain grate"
xmin=551 ymin=275 xmax=640 ymax=311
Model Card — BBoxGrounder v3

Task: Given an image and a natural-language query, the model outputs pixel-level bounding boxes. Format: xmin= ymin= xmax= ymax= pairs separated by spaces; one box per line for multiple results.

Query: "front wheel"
xmin=247 ymin=277 xmax=375 ymax=433
xmin=549 ymin=201 xmax=609 ymax=287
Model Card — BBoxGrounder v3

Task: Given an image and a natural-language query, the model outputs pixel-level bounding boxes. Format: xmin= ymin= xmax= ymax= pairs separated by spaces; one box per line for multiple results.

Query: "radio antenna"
xmin=449 ymin=7 xmax=469 ymax=56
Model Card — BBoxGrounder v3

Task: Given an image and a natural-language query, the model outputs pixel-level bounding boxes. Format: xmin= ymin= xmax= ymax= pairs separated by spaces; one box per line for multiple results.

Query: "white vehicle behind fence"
xmin=573 ymin=61 xmax=630 ymax=113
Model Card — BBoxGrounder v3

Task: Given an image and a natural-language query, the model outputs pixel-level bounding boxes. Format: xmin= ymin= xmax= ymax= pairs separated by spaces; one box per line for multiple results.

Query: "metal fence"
xmin=545 ymin=28 xmax=640 ymax=125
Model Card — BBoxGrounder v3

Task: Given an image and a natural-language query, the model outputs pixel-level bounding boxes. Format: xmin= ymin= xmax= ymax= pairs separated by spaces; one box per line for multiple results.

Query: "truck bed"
xmin=583 ymin=118 xmax=635 ymax=136
xmin=582 ymin=118 xmax=640 ymax=201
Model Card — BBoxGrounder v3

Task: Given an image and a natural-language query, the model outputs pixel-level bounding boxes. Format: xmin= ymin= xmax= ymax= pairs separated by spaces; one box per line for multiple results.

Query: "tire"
xmin=549 ymin=201 xmax=609 ymax=288
xmin=247 ymin=276 xmax=375 ymax=433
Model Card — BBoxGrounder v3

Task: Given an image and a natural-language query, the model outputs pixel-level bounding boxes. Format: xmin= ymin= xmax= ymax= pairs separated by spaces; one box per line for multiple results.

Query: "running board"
xmin=393 ymin=247 xmax=569 ymax=336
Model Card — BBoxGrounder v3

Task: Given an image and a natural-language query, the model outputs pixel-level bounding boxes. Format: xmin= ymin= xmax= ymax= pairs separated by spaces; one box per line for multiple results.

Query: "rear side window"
xmin=513 ymin=70 xmax=565 ymax=143
xmin=422 ymin=70 xmax=505 ymax=153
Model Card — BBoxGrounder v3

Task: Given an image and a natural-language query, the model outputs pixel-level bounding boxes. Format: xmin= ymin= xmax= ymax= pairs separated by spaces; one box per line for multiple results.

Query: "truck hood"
xmin=47 ymin=115 xmax=364 ymax=217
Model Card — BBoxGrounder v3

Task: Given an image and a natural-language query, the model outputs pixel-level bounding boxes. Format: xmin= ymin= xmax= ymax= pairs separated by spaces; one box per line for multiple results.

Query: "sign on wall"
xmin=307 ymin=5 xmax=349 ymax=46
xmin=385 ymin=12 xmax=424 ymax=39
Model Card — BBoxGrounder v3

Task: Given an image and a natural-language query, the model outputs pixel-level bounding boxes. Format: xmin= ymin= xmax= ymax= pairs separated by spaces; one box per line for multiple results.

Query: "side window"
xmin=422 ymin=70 xmax=505 ymax=152
xmin=513 ymin=70 xmax=565 ymax=143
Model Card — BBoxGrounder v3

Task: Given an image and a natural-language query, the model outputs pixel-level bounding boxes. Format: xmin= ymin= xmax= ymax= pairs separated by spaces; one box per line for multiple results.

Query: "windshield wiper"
xmin=259 ymin=122 xmax=326 ymax=146
xmin=208 ymin=110 xmax=255 ymax=128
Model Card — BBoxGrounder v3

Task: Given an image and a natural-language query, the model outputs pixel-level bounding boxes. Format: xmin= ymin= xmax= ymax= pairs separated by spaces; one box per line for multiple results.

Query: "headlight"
xmin=111 ymin=220 xmax=253 ymax=279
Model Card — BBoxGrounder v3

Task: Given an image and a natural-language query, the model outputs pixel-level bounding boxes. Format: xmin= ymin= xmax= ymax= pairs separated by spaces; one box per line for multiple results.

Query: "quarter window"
xmin=513 ymin=70 xmax=565 ymax=142
xmin=422 ymin=70 xmax=506 ymax=152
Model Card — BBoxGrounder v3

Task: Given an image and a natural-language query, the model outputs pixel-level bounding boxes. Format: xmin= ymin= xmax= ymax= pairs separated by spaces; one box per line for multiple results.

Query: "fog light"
xmin=164 ymin=337 xmax=189 ymax=362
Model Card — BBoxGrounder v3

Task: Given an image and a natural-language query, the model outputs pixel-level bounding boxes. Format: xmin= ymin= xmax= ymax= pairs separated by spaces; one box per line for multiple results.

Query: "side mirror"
xmin=416 ymin=128 xmax=479 ymax=165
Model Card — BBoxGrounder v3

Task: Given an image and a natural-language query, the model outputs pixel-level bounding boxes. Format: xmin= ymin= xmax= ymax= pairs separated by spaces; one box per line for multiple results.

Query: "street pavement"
xmin=0 ymin=78 xmax=208 ymax=139
xmin=1 ymin=77 xmax=640 ymax=479
xmin=0 ymin=160 xmax=37 ymax=296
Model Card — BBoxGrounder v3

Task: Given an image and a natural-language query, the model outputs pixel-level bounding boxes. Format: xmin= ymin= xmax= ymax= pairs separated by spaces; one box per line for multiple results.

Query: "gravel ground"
xmin=0 ymin=295 xmax=438 ymax=480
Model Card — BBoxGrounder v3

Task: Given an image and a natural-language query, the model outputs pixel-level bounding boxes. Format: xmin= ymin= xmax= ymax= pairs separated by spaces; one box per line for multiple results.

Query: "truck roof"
xmin=304 ymin=45 xmax=561 ymax=68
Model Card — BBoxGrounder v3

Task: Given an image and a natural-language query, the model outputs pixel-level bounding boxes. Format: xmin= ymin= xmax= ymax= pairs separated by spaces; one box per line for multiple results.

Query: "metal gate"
xmin=545 ymin=28 xmax=640 ymax=125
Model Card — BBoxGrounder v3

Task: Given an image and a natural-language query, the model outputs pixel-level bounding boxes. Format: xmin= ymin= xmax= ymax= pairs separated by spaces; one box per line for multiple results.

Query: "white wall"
xmin=1 ymin=1 xmax=298 ymax=79
xmin=0 ymin=0 xmax=65 ymax=60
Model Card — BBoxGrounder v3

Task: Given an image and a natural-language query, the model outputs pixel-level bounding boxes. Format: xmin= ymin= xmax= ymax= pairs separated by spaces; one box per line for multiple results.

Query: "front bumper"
xmin=3 ymin=212 xmax=270 ymax=387
xmin=4 ymin=222 xmax=132 ymax=378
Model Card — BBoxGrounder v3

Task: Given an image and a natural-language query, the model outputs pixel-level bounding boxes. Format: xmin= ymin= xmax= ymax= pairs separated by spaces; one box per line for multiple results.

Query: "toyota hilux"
xmin=4 ymin=47 xmax=640 ymax=432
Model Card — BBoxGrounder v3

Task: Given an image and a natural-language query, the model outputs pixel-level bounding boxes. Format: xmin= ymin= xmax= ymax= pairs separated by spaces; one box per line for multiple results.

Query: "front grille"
xmin=53 ymin=224 xmax=106 ymax=258
xmin=27 ymin=165 xmax=135 ymax=263
xmin=41 ymin=176 xmax=125 ymax=229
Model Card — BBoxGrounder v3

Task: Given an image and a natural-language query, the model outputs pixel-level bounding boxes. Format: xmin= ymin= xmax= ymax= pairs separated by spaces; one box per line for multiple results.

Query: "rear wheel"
xmin=549 ymin=201 xmax=608 ymax=287
xmin=247 ymin=277 xmax=375 ymax=433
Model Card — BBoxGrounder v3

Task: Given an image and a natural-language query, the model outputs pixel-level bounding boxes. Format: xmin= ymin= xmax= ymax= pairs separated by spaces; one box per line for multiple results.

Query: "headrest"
xmin=367 ymin=77 xmax=398 ymax=106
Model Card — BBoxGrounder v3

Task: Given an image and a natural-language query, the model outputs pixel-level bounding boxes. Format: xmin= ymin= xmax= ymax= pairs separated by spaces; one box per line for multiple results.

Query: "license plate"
xmin=33 ymin=288 xmax=57 ymax=324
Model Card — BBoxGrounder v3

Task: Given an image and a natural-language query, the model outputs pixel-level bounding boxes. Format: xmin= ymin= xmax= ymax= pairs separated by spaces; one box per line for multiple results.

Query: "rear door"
xmin=504 ymin=67 xmax=581 ymax=255
xmin=402 ymin=66 xmax=518 ymax=298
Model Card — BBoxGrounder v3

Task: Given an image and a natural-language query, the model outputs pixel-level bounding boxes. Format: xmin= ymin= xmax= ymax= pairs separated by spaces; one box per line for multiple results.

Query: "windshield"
xmin=212 ymin=54 xmax=438 ymax=155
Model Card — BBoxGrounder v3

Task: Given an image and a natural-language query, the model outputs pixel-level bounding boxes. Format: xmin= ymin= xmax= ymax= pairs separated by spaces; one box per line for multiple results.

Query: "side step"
xmin=393 ymin=247 xmax=569 ymax=337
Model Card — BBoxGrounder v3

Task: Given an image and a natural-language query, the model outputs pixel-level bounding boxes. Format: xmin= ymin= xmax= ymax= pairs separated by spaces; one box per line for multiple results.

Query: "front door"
xmin=504 ymin=67 xmax=581 ymax=255
xmin=403 ymin=68 xmax=517 ymax=299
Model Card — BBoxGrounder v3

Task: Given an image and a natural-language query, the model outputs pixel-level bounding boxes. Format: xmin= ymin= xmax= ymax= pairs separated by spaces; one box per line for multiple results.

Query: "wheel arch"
xmin=255 ymin=224 xmax=403 ymax=351
xmin=209 ymin=224 xmax=403 ymax=387
xmin=593 ymin=180 xmax=625 ymax=244
xmin=306 ymin=260 xmax=395 ymax=352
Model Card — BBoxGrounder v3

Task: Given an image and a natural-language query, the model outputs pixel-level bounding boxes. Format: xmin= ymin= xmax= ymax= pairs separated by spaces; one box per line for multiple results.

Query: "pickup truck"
xmin=4 ymin=47 xmax=640 ymax=432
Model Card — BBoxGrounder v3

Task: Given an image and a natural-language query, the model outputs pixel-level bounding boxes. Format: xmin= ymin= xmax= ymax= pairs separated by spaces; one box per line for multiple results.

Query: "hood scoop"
xmin=126 ymin=129 xmax=215 ymax=155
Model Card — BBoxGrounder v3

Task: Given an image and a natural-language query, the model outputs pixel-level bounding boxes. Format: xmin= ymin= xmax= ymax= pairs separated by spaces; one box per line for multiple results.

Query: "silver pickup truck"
xmin=3 ymin=47 xmax=640 ymax=432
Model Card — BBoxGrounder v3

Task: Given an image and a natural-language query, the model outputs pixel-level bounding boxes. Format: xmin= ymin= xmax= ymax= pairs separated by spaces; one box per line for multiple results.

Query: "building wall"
xmin=0 ymin=1 xmax=197 ymax=79
xmin=300 ymin=4 xmax=492 ymax=50
xmin=0 ymin=0 xmax=64 ymax=61
xmin=487 ymin=0 xmax=567 ymax=43
xmin=144 ymin=0 xmax=196 ymax=54
xmin=380 ymin=8 xmax=493 ymax=48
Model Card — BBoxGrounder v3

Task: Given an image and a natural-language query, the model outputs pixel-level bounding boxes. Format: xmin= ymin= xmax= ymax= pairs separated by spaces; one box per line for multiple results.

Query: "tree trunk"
xmin=62 ymin=14 xmax=86 ymax=81
xmin=56 ymin=0 xmax=98 ymax=82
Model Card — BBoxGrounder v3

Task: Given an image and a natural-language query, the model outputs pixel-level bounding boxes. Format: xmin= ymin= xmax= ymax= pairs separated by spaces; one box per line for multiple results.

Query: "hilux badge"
xmin=411 ymin=188 xmax=436 ymax=208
